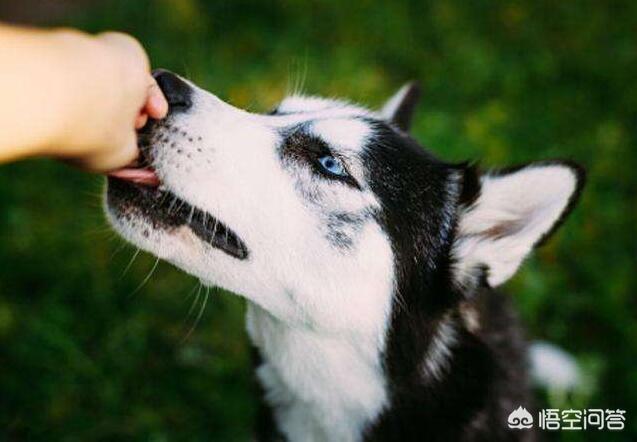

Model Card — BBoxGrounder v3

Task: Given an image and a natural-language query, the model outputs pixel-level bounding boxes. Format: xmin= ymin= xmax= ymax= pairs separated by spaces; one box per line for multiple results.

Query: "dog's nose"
xmin=153 ymin=69 xmax=192 ymax=112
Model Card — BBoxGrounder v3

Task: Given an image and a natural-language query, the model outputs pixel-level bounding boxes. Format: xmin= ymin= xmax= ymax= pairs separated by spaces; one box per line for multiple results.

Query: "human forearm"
xmin=0 ymin=24 xmax=167 ymax=171
xmin=0 ymin=26 xmax=96 ymax=162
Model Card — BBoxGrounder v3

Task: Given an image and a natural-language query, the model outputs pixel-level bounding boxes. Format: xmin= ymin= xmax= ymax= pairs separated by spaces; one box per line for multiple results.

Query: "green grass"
xmin=0 ymin=1 xmax=635 ymax=440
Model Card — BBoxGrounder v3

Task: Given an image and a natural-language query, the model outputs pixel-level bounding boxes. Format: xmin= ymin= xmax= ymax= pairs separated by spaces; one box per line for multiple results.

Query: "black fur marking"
xmin=325 ymin=210 xmax=369 ymax=250
xmin=362 ymin=121 xmax=461 ymax=314
xmin=106 ymin=178 xmax=249 ymax=260
xmin=457 ymin=163 xmax=482 ymax=208
xmin=386 ymin=82 xmax=422 ymax=132
xmin=357 ymin=121 xmax=545 ymax=441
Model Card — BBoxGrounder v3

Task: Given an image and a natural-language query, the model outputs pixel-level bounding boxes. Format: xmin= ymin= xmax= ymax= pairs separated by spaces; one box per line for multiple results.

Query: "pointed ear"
xmin=454 ymin=161 xmax=585 ymax=287
xmin=380 ymin=82 xmax=422 ymax=131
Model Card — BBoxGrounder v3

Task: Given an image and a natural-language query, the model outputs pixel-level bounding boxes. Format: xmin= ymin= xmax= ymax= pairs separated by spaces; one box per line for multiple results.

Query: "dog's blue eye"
xmin=317 ymin=155 xmax=347 ymax=177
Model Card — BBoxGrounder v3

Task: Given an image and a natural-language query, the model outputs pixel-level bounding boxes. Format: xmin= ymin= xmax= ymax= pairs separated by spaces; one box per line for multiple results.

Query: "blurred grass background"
xmin=0 ymin=0 xmax=635 ymax=440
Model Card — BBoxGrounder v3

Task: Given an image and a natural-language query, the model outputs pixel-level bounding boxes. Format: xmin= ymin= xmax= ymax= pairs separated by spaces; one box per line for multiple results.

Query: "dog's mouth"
xmin=106 ymin=152 xmax=249 ymax=260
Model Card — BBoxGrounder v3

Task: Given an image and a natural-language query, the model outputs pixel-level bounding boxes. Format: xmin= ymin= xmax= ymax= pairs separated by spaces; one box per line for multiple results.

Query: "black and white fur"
xmin=105 ymin=71 xmax=585 ymax=441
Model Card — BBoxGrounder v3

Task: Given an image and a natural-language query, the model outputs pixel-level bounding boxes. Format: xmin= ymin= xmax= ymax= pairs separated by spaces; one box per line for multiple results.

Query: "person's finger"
xmin=145 ymin=80 xmax=168 ymax=119
xmin=96 ymin=32 xmax=150 ymax=73
xmin=82 ymin=133 xmax=139 ymax=172
xmin=135 ymin=113 xmax=148 ymax=129
xmin=102 ymin=136 xmax=139 ymax=172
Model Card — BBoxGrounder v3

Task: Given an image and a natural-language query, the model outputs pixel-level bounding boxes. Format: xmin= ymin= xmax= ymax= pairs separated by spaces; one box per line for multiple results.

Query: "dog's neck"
xmin=244 ymin=264 xmax=491 ymax=441
xmin=246 ymin=302 xmax=389 ymax=442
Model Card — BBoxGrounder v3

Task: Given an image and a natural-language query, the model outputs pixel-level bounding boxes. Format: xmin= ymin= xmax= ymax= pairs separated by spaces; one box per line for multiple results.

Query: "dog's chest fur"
xmin=247 ymin=289 xmax=538 ymax=442
xmin=246 ymin=304 xmax=388 ymax=442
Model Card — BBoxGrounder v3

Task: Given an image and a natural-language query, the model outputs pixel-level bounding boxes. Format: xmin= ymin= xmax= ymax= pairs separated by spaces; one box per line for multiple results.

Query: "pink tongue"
xmin=108 ymin=168 xmax=160 ymax=186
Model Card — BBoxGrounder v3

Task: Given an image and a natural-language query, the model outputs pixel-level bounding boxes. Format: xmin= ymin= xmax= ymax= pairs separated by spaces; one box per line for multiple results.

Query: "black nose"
xmin=153 ymin=69 xmax=192 ymax=111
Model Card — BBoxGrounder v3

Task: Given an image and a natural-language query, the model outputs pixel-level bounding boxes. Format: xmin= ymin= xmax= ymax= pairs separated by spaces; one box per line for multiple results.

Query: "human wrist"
xmin=40 ymin=29 xmax=121 ymax=158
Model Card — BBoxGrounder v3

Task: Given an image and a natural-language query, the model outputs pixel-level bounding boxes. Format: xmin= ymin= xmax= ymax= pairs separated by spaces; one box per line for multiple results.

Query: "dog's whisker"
xmin=182 ymin=285 xmax=210 ymax=342
xmin=158 ymin=191 xmax=171 ymax=209
xmin=202 ymin=212 xmax=209 ymax=230
xmin=170 ymin=199 xmax=186 ymax=217
xmin=120 ymin=248 xmax=141 ymax=278
xmin=109 ymin=241 xmax=128 ymax=261
xmin=167 ymin=195 xmax=179 ymax=214
xmin=211 ymin=219 xmax=219 ymax=238
xmin=128 ymin=257 xmax=160 ymax=297
xmin=82 ymin=226 xmax=117 ymax=239
xmin=297 ymin=54 xmax=308 ymax=96
xmin=148 ymin=193 xmax=164 ymax=211
xmin=185 ymin=282 xmax=203 ymax=321
xmin=183 ymin=281 xmax=201 ymax=305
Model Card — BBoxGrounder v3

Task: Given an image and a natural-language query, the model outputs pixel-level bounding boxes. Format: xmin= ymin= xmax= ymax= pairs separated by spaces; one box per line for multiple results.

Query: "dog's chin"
xmin=106 ymin=177 xmax=249 ymax=260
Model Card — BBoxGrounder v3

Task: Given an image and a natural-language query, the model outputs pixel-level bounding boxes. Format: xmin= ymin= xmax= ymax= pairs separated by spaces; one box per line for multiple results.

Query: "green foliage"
xmin=1 ymin=1 xmax=635 ymax=440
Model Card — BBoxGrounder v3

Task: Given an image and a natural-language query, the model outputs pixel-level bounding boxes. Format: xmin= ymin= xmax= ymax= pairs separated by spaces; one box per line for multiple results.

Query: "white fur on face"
xmin=106 ymin=85 xmax=395 ymax=441
xmin=275 ymin=95 xmax=373 ymax=118
xmin=453 ymin=164 xmax=580 ymax=287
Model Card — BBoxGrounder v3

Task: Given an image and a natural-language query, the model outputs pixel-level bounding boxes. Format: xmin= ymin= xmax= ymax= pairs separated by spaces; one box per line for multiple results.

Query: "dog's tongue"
xmin=108 ymin=168 xmax=160 ymax=186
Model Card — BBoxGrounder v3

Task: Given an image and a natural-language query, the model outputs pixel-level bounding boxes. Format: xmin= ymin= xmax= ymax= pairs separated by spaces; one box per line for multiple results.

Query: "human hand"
xmin=49 ymin=31 xmax=168 ymax=172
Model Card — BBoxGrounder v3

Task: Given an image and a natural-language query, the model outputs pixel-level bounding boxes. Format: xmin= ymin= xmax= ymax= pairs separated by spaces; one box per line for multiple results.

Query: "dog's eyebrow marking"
xmin=283 ymin=130 xmax=331 ymax=156
xmin=276 ymin=96 xmax=349 ymax=114
xmin=309 ymin=118 xmax=371 ymax=155
xmin=269 ymin=96 xmax=374 ymax=124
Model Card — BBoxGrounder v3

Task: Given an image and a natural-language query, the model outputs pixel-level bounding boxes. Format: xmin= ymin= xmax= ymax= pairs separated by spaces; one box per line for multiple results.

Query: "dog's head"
xmin=106 ymin=70 xmax=584 ymax=336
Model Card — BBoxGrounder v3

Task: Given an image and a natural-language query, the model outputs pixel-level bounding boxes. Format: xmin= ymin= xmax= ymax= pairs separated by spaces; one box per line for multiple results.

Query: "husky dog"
xmin=105 ymin=70 xmax=585 ymax=441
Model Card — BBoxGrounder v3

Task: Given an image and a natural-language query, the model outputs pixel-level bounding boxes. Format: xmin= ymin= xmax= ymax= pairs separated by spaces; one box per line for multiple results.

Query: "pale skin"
xmin=0 ymin=25 xmax=168 ymax=172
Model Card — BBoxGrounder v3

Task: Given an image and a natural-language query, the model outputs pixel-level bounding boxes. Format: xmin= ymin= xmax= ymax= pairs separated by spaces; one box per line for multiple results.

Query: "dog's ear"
xmin=454 ymin=161 xmax=585 ymax=287
xmin=380 ymin=82 xmax=422 ymax=131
